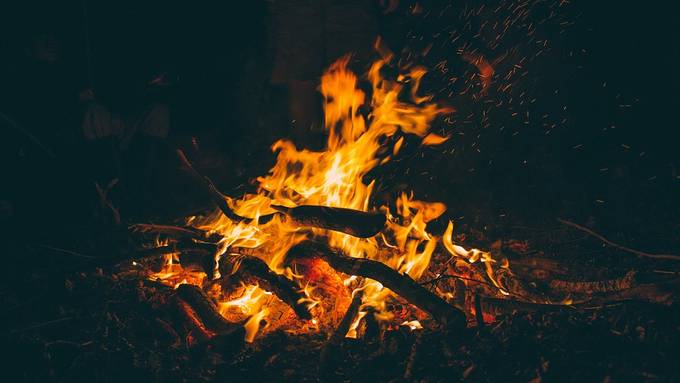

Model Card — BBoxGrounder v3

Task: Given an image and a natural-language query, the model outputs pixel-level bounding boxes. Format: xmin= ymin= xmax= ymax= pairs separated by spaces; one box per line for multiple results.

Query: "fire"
xmin=149 ymin=39 xmax=509 ymax=341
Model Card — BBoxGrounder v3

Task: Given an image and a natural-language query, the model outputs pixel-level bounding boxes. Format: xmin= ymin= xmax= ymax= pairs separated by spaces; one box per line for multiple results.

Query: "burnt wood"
xmin=176 ymin=149 xmax=253 ymax=223
xmin=288 ymin=241 xmax=467 ymax=329
xmin=271 ymin=204 xmax=387 ymax=238
xmin=130 ymin=223 xmax=221 ymax=243
xmin=220 ymin=253 xmax=313 ymax=320
xmin=175 ymin=283 xmax=243 ymax=335
xmin=319 ymin=290 xmax=364 ymax=377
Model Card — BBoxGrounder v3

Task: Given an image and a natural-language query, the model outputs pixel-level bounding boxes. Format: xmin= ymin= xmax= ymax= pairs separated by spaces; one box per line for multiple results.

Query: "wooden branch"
xmin=175 ymin=284 xmax=243 ymax=335
xmin=135 ymin=241 xmax=216 ymax=258
xmin=550 ymin=271 xmax=637 ymax=294
xmin=271 ymin=204 xmax=386 ymax=238
xmin=129 ymin=223 xmax=221 ymax=243
xmin=177 ymin=150 xmax=385 ymax=238
xmin=319 ymin=290 xmax=364 ymax=376
xmin=172 ymin=297 xmax=213 ymax=343
xmin=558 ymin=218 xmax=680 ymax=261
xmin=288 ymin=241 xmax=467 ymax=329
xmin=220 ymin=253 xmax=313 ymax=320
xmin=480 ymin=278 xmax=678 ymax=316
xmin=176 ymin=149 xmax=254 ymax=223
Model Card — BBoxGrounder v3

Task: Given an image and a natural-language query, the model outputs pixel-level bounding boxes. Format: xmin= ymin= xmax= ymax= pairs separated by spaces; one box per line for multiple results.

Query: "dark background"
xmin=1 ymin=0 xmax=678 ymax=254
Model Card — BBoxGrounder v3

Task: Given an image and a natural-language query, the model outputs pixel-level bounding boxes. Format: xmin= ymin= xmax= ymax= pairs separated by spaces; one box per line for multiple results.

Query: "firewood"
xmin=172 ymin=297 xmax=213 ymax=343
xmin=136 ymin=240 xmax=216 ymax=257
xmin=129 ymin=223 xmax=221 ymax=243
xmin=176 ymin=149 xmax=254 ymax=223
xmin=220 ymin=253 xmax=313 ymax=320
xmin=175 ymin=283 xmax=243 ymax=335
xmin=270 ymin=204 xmax=386 ymax=238
xmin=178 ymin=150 xmax=387 ymax=238
xmin=173 ymin=295 xmax=246 ymax=352
xmin=319 ymin=290 xmax=364 ymax=377
xmin=550 ymin=271 xmax=637 ymax=294
xmin=179 ymin=250 xmax=217 ymax=280
xmin=288 ymin=241 xmax=467 ymax=329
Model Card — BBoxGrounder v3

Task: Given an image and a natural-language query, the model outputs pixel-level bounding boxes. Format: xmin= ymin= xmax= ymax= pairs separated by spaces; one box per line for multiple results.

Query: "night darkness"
xmin=1 ymin=1 xmax=679 ymax=382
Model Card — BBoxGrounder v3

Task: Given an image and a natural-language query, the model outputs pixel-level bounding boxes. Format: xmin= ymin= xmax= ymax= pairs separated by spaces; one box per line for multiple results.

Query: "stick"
xmin=220 ymin=253 xmax=313 ymax=320
xmin=319 ymin=290 xmax=364 ymax=377
xmin=175 ymin=284 xmax=243 ymax=335
xmin=176 ymin=149 xmax=253 ymax=223
xmin=558 ymin=218 xmax=680 ymax=261
xmin=177 ymin=149 xmax=386 ymax=237
xmin=173 ymin=297 xmax=214 ymax=344
xmin=135 ymin=241 xmax=216 ymax=259
xmin=271 ymin=204 xmax=386 ymax=238
xmin=129 ymin=223 xmax=221 ymax=243
xmin=549 ymin=271 xmax=637 ymax=294
xmin=289 ymin=241 xmax=467 ymax=329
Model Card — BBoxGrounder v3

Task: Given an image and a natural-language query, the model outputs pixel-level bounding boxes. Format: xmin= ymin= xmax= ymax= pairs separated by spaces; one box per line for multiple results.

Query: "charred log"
xmin=220 ymin=253 xmax=313 ymax=320
xmin=179 ymin=149 xmax=386 ymax=238
xmin=271 ymin=204 xmax=386 ymax=238
xmin=175 ymin=283 xmax=243 ymax=335
xmin=172 ymin=297 xmax=214 ymax=344
xmin=130 ymin=223 xmax=221 ymax=243
xmin=550 ymin=271 xmax=637 ymax=294
xmin=288 ymin=241 xmax=467 ymax=329
xmin=319 ymin=290 xmax=364 ymax=377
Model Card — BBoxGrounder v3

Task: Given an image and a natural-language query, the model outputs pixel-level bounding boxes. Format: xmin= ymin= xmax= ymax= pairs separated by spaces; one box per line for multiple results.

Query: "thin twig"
xmin=33 ymin=244 xmax=103 ymax=260
xmin=557 ymin=218 xmax=680 ymax=261
xmin=11 ymin=317 xmax=73 ymax=333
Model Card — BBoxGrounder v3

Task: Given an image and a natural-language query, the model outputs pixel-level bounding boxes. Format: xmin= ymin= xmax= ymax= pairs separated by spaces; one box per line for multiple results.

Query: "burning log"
xmin=177 ymin=149 xmax=386 ymax=238
xmin=173 ymin=297 xmax=214 ymax=344
xmin=175 ymin=283 xmax=243 ymax=335
xmin=319 ymin=290 xmax=364 ymax=377
xmin=288 ymin=241 xmax=467 ymax=329
xmin=172 ymin=286 xmax=246 ymax=352
xmin=270 ymin=204 xmax=386 ymax=238
xmin=220 ymin=253 xmax=313 ymax=320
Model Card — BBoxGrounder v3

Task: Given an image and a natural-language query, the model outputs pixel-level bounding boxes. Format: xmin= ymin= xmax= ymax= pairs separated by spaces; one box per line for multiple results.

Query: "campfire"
xmin=131 ymin=41 xmax=509 ymax=345
xmin=125 ymin=40 xmax=677 ymax=372
xmin=4 ymin=1 xmax=679 ymax=381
